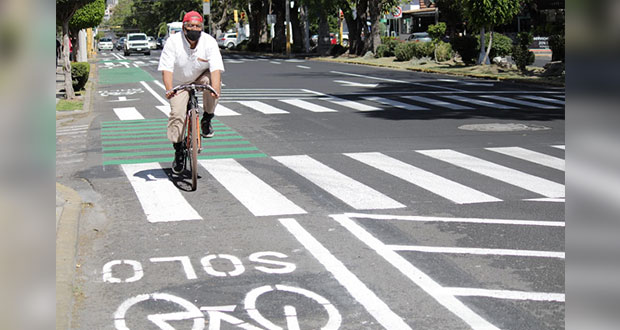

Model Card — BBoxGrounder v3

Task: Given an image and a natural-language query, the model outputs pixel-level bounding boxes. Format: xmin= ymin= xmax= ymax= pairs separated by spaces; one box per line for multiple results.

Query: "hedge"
xmin=435 ymin=41 xmax=454 ymax=62
xmin=71 ymin=62 xmax=90 ymax=91
xmin=375 ymin=38 xmax=401 ymax=58
xmin=549 ymin=34 xmax=564 ymax=62
xmin=451 ymin=35 xmax=478 ymax=64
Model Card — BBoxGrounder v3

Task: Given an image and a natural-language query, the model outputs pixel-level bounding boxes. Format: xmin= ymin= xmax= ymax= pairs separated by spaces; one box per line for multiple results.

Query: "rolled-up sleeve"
xmin=206 ymin=39 xmax=225 ymax=73
xmin=158 ymin=40 xmax=175 ymax=72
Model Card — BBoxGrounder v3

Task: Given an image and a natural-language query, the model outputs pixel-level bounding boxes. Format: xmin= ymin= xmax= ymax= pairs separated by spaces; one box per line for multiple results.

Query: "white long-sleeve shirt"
xmin=158 ymin=32 xmax=225 ymax=85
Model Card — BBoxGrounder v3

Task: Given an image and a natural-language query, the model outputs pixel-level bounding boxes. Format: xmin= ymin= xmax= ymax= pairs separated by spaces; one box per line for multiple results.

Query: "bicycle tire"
xmin=189 ymin=109 xmax=199 ymax=190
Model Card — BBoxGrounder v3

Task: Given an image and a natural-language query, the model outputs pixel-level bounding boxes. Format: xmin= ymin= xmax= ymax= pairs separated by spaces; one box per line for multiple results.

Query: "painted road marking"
xmin=480 ymin=95 xmax=560 ymax=109
xmin=280 ymin=99 xmax=339 ymax=112
xmin=330 ymin=70 xmax=462 ymax=91
xmin=520 ymin=95 xmax=565 ymax=105
xmin=214 ymin=104 xmax=242 ymax=116
xmin=487 ymin=147 xmax=565 ymax=171
xmin=344 ymin=152 xmax=501 ymax=204
xmin=296 ymin=65 xmax=311 ymax=69
xmin=237 ymin=101 xmax=289 ymax=114
xmin=140 ymin=81 xmax=168 ymax=105
xmin=279 ymin=218 xmax=412 ymax=330
xmin=363 ymin=96 xmax=428 ymax=111
xmin=552 ymin=145 xmax=565 ymax=150
xmin=334 ymin=80 xmax=379 ymax=88
xmin=113 ymin=107 xmax=145 ymax=121
xmin=401 ymin=95 xmax=473 ymax=110
xmin=323 ymin=96 xmax=381 ymax=111
xmin=155 ymin=105 xmax=171 ymax=117
xmin=418 ymin=149 xmax=565 ymax=198
xmin=199 ymin=158 xmax=306 ymax=216
xmin=273 ymin=155 xmax=405 ymax=210
xmin=445 ymin=288 xmax=565 ymax=302
xmin=331 ymin=214 xmax=501 ymax=330
xmin=388 ymin=245 xmax=565 ymax=258
xmin=121 ymin=163 xmax=202 ymax=222
xmin=442 ymin=95 xmax=517 ymax=109
xmin=343 ymin=213 xmax=565 ymax=227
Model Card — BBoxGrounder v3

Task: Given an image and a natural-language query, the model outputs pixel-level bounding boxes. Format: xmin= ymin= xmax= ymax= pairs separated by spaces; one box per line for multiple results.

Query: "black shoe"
xmin=171 ymin=142 xmax=185 ymax=174
xmin=201 ymin=113 xmax=214 ymax=138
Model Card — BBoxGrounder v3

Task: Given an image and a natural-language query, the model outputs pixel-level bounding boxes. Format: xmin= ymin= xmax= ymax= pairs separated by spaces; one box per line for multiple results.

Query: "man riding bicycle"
xmin=158 ymin=11 xmax=225 ymax=174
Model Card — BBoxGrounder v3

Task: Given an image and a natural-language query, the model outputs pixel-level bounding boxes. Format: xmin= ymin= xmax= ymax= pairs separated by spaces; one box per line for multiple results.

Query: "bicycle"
xmin=169 ymin=83 xmax=219 ymax=191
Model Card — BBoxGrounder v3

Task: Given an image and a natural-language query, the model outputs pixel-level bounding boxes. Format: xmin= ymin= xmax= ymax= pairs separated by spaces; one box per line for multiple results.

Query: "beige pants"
xmin=167 ymin=70 xmax=218 ymax=143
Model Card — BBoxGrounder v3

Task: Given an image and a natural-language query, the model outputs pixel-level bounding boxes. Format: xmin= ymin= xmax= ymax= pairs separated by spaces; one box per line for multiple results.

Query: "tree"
xmin=427 ymin=22 xmax=446 ymax=62
xmin=435 ymin=0 xmax=465 ymax=39
xmin=367 ymin=0 xmax=400 ymax=53
xmin=70 ymin=0 xmax=105 ymax=61
xmin=57 ymin=0 xmax=95 ymax=99
xmin=461 ymin=0 xmax=522 ymax=65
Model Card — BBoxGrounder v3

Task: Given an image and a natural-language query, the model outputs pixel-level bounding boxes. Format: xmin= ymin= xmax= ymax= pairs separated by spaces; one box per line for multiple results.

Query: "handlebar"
xmin=170 ymin=83 xmax=219 ymax=98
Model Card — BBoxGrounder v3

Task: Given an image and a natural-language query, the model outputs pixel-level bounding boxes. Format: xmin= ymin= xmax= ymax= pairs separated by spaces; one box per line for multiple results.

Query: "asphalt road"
xmin=58 ymin=48 xmax=565 ymax=330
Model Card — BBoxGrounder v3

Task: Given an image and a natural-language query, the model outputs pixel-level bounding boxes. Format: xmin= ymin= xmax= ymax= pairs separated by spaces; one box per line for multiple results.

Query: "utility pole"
xmin=285 ymin=0 xmax=291 ymax=57
xmin=203 ymin=0 xmax=211 ymax=35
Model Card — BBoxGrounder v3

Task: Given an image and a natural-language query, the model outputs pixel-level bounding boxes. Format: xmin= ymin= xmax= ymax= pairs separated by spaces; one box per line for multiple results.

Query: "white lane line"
xmin=552 ymin=145 xmax=565 ymax=150
xmin=140 ymin=81 xmax=168 ymax=105
xmin=480 ymin=95 xmax=560 ymax=109
xmin=118 ymin=96 xmax=127 ymax=101
xmin=284 ymin=59 xmax=306 ymax=62
xmin=280 ymin=99 xmax=338 ymax=112
xmin=199 ymin=159 xmax=306 ymax=217
xmin=441 ymin=95 xmax=517 ymax=109
xmin=279 ymin=218 xmax=412 ymax=330
xmin=113 ymin=107 xmax=145 ymax=121
xmin=270 ymin=61 xmax=281 ymax=65
xmin=149 ymin=60 xmax=159 ymax=64
xmin=520 ymin=95 xmax=565 ymax=105
xmin=445 ymin=288 xmax=565 ymax=302
xmin=401 ymin=95 xmax=473 ymax=110
xmin=363 ymin=96 xmax=428 ymax=111
xmin=214 ymin=104 xmax=241 ymax=116
xmin=132 ymin=63 xmax=139 ymax=68
xmin=331 ymin=214 xmax=501 ymax=330
xmin=418 ymin=149 xmax=565 ymax=198
xmin=296 ymin=65 xmax=311 ymax=69
xmin=345 ymin=152 xmax=501 ymax=204
xmin=334 ymin=80 xmax=379 ymax=88
xmin=153 ymin=80 xmax=165 ymax=90
xmin=237 ymin=101 xmax=289 ymax=114
xmin=323 ymin=96 xmax=381 ymax=111
xmin=343 ymin=212 xmax=565 ymax=227
xmin=121 ymin=163 xmax=202 ymax=222
xmin=133 ymin=61 xmax=145 ymax=65
xmin=118 ymin=54 xmax=127 ymax=60
xmin=57 ymin=125 xmax=89 ymax=132
xmin=387 ymin=245 xmax=565 ymax=259
xmin=155 ymin=105 xmax=171 ymax=117
xmin=523 ymin=197 xmax=565 ymax=203
xmin=486 ymin=147 xmax=565 ymax=171
xmin=330 ymin=71 xmax=463 ymax=91
xmin=273 ymin=155 xmax=405 ymax=210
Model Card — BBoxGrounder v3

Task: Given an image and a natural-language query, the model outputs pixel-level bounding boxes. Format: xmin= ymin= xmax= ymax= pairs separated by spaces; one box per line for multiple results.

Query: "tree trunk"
xmin=248 ymin=0 xmax=263 ymax=47
xmin=213 ymin=2 xmax=229 ymax=38
xmin=477 ymin=26 xmax=486 ymax=65
xmin=290 ymin=1 xmax=302 ymax=52
xmin=368 ymin=0 xmax=381 ymax=54
xmin=317 ymin=8 xmax=330 ymax=55
xmin=273 ymin=0 xmax=286 ymax=52
xmin=62 ymin=20 xmax=75 ymax=99
xmin=300 ymin=5 xmax=311 ymax=53
xmin=484 ymin=30 xmax=493 ymax=64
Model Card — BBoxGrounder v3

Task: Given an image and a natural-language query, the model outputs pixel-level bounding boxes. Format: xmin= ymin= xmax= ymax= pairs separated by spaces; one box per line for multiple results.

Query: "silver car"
xmin=408 ymin=32 xmax=432 ymax=43
xmin=217 ymin=33 xmax=238 ymax=49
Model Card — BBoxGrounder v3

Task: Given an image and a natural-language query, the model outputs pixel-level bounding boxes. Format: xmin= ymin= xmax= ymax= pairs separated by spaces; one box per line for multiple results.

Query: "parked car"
xmin=407 ymin=32 xmax=431 ymax=43
xmin=98 ymin=37 xmax=113 ymax=51
xmin=311 ymin=33 xmax=348 ymax=46
xmin=115 ymin=37 xmax=126 ymax=50
xmin=124 ymin=33 xmax=150 ymax=56
xmin=217 ymin=33 xmax=238 ymax=49
xmin=147 ymin=36 xmax=157 ymax=50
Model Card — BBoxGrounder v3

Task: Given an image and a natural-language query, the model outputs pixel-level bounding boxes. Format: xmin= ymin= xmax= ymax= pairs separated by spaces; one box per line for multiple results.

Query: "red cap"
xmin=182 ymin=11 xmax=203 ymax=23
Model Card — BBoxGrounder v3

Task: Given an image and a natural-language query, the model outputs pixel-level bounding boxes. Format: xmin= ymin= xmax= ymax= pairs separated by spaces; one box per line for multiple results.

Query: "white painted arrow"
xmin=333 ymin=80 xmax=378 ymax=88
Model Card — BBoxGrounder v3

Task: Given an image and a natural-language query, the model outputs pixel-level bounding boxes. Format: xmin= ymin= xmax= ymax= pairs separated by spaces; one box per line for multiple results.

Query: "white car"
xmin=217 ymin=33 xmax=238 ymax=49
xmin=124 ymin=33 xmax=150 ymax=56
xmin=147 ymin=36 xmax=157 ymax=50
xmin=98 ymin=37 xmax=113 ymax=51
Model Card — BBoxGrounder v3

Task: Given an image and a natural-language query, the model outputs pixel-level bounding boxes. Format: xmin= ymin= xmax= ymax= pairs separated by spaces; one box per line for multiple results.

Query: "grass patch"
xmin=56 ymin=99 xmax=83 ymax=111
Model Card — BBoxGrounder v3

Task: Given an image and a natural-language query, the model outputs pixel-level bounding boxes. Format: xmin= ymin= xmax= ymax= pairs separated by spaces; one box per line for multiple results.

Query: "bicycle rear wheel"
xmin=189 ymin=109 xmax=199 ymax=190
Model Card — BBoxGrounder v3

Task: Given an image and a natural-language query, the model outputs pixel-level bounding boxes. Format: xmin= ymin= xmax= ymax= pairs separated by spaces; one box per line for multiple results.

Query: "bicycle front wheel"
xmin=189 ymin=109 xmax=199 ymax=190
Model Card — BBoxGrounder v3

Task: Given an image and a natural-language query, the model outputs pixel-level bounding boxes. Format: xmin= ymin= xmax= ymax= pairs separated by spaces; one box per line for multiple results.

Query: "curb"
xmin=57 ymin=58 xmax=98 ymax=117
xmin=56 ymin=183 xmax=83 ymax=330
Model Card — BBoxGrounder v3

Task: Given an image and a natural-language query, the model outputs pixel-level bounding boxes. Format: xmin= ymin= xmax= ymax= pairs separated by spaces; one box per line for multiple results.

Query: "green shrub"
xmin=375 ymin=44 xmax=391 ymax=58
xmin=484 ymin=32 xmax=513 ymax=58
xmin=413 ymin=41 xmax=434 ymax=59
xmin=512 ymin=32 xmax=535 ymax=72
xmin=394 ymin=42 xmax=416 ymax=61
xmin=434 ymin=41 xmax=454 ymax=62
xmin=451 ymin=35 xmax=478 ymax=64
xmin=381 ymin=36 xmax=398 ymax=44
xmin=71 ymin=62 xmax=90 ymax=91
xmin=549 ymin=34 xmax=564 ymax=62
xmin=427 ymin=23 xmax=446 ymax=43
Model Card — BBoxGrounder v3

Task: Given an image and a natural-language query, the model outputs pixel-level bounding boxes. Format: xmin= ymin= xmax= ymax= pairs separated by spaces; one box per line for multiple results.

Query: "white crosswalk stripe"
xmin=486 ymin=147 xmax=565 ymax=171
xmin=237 ymin=101 xmax=289 ymax=114
xmin=480 ymin=95 xmax=560 ymax=109
xmin=442 ymin=95 xmax=517 ymax=109
xmin=273 ymin=155 xmax=406 ymax=210
xmin=199 ymin=159 xmax=306 ymax=216
xmin=363 ymin=96 xmax=428 ymax=111
xmin=417 ymin=149 xmax=564 ymax=198
xmin=121 ymin=163 xmax=202 ymax=222
xmin=345 ymin=152 xmax=501 ymax=204
xmin=280 ymin=99 xmax=338 ymax=112
xmin=323 ymin=97 xmax=381 ymax=111
xmin=519 ymin=95 xmax=565 ymax=105
xmin=401 ymin=95 xmax=473 ymax=110
xmin=113 ymin=107 xmax=144 ymax=120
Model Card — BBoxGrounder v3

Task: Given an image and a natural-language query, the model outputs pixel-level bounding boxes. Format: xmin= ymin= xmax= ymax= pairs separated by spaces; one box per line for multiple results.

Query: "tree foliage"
xmin=70 ymin=0 xmax=105 ymax=32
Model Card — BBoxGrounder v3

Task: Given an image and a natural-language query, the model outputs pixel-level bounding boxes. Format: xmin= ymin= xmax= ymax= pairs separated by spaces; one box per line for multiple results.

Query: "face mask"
xmin=185 ymin=30 xmax=201 ymax=42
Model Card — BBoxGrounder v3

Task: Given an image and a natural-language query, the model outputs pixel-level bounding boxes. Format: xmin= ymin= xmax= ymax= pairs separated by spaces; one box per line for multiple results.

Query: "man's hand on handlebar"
xmin=165 ymin=89 xmax=177 ymax=99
